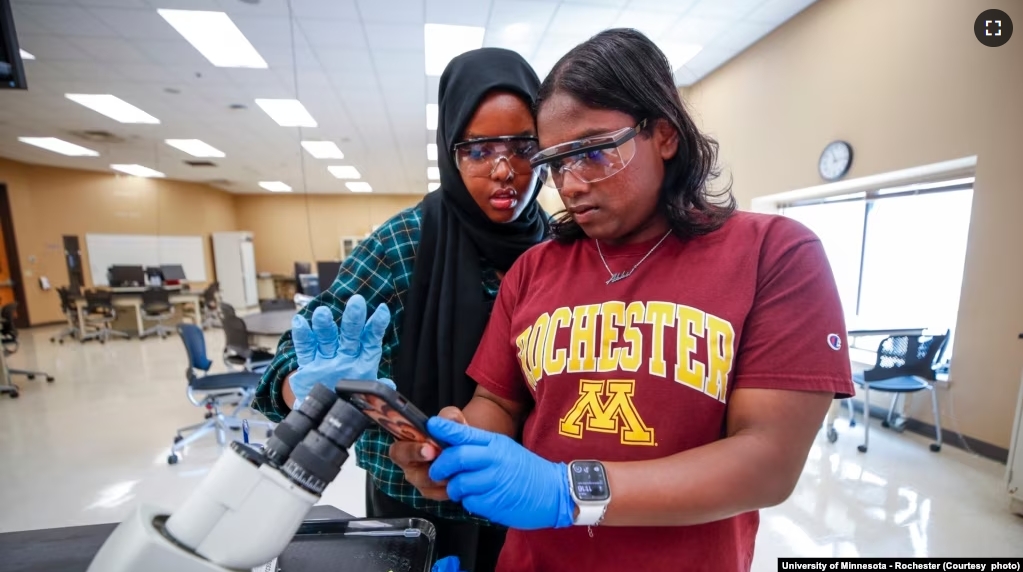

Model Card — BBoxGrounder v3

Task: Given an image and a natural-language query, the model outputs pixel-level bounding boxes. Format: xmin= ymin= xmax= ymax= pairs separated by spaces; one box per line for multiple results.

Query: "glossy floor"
xmin=1 ymin=325 xmax=1021 ymax=569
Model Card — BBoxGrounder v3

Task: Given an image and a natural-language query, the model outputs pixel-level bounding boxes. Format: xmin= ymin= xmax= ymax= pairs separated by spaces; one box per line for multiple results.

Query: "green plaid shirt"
xmin=253 ymin=205 xmax=501 ymax=524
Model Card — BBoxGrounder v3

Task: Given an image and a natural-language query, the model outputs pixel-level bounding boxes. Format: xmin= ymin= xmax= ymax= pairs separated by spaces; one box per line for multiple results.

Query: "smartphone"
xmin=334 ymin=380 xmax=445 ymax=450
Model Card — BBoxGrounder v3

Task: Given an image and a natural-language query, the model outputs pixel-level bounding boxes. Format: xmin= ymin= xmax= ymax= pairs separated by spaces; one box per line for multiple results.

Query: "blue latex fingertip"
xmin=377 ymin=378 xmax=396 ymax=389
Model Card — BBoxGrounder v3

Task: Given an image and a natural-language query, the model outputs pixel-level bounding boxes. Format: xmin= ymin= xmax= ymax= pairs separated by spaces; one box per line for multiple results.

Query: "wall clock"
xmin=818 ymin=140 xmax=853 ymax=182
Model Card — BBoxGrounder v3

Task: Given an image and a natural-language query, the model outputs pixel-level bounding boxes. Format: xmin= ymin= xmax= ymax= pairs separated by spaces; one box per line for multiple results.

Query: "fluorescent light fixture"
xmin=426 ymin=104 xmax=438 ymax=130
xmin=346 ymin=182 xmax=372 ymax=193
xmin=424 ymin=23 xmax=486 ymax=76
xmin=19 ymin=49 xmax=35 ymax=60
xmin=301 ymin=140 xmax=344 ymax=159
xmin=157 ymin=9 xmax=267 ymax=68
xmin=428 ymin=183 xmax=440 ymax=192
xmin=111 ymin=164 xmax=165 ymax=178
xmin=427 ymin=167 xmax=440 ymax=180
xmin=661 ymin=43 xmax=704 ymax=71
xmin=427 ymin=144 xmax=438 ymax=161
xmin=165 ymin=139 xmax=225 ymax=158
xmin=259 ymin=181 xmax=292 ymax=192
xmin=66 ymin=94 xmax=160 ymax=124
xmin=255 ymin=98 xmax=317 ymax=127
xmin=18 ymin=137 xmax=98 ymax=157
xmin=327 ymin=165 xmax=362 ymax=179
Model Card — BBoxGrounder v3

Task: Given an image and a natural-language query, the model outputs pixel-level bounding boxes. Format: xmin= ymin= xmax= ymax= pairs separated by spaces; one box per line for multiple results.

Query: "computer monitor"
xmin=298 ymin=274 xmax=320 ymax=297
xmin=294 ymin=262 xmax=311 ymax=294
xmin=316 ymin=261 xmax=343 ymax=289
xmin=160 ymin=264 xmax=187 ymax=282
xmin=108 ymin=265 xmax=146 ymax=287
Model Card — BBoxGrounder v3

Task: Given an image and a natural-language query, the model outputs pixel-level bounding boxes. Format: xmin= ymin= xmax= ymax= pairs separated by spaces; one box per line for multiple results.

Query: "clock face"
xmin=819 ymin=141 xmax=853 ymax=181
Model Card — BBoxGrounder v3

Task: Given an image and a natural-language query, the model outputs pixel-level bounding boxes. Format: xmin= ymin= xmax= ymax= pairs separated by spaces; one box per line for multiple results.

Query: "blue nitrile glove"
xmin=431 ymin=556 xmax=464 ymax=572
xmin=289 ymin=295 xmax=391 ymax=408
xmin=427 ymin=417 xmax=575 ymax=530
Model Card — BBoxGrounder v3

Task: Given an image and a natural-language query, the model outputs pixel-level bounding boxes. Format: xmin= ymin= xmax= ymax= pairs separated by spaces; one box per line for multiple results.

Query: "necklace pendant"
xmin=606 ymin=270 xmax=632 ymax=284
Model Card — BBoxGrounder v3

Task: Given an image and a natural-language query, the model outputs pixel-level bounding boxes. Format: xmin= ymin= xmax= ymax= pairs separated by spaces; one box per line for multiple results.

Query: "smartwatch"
xmin=567 ymin=460 xmax=611 ymax=526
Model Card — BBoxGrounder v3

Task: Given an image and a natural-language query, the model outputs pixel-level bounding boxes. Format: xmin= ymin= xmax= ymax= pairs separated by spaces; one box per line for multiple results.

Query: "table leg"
xmin=77 ymin=303 xmax=86 ymax=342
xmin=193 ymin=299 xmax=202 ymax=325
xmin=134 ymin=301 xmax=144 ymax=337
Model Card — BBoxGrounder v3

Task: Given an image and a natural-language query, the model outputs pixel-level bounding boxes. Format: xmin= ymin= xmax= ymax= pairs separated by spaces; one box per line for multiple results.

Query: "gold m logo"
xmin=559 ymin=379 xmax=655 ymax=446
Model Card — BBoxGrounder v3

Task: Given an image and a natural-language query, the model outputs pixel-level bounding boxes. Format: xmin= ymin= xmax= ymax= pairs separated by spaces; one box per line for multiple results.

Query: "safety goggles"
xmin=452 ymin=136 xmax=540 ymax=179
xmin=529 ymin=119 xmax=647 ymax=190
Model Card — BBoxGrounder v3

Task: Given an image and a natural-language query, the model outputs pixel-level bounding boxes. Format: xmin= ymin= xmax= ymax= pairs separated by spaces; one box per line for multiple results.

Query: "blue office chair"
xmin=844 ymin=332 xmax=949 ymax=454
xmin=169 ymin=323 xmax=273 ymax=464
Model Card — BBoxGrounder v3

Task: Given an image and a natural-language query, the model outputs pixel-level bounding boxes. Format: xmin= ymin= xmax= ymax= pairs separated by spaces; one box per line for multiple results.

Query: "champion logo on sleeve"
xmin=827 ymin=334 xmax=842 ymax=351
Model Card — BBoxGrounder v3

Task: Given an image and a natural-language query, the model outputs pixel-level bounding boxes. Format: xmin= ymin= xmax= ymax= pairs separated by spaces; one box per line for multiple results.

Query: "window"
xmin=780 ymin=179 xmax=974 ymax=361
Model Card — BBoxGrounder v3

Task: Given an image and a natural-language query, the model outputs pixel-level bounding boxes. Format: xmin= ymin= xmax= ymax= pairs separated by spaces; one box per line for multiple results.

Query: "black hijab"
xmin=395 ymin=48 xmax=547 ymax=417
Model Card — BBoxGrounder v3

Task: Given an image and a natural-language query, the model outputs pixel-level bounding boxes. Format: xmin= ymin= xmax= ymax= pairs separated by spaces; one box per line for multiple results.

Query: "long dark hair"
xmin=536 ymin=28 xmax=736 ymax=241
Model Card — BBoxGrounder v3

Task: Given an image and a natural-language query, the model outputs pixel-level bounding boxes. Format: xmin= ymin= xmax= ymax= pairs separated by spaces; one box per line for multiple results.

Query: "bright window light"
xmin=157 ymin=9 xmax=267 ymax=68
xmin=660 ymin=43 xmax=703 ymax=71
xmin=428 ymin=167 xmax=440 ymax=180
xmin=19 ymin=49 xmax=35 ymax=60
xmin=428 ymin=183 xmax=440 ymax=192
xmin=255 ymin=99 xmax=317 ymax=127
xmin=111 ymin=164 xmax=165 ymax=178
xmin=425 ymin=23 xmax=485 ymax=76
xmin=18 ymin=137 xmax=98 ymax=156
xmin=66 ymin=94 xmax=160 ymax=124
xmin=164 ymin=139 xmax=225 ymax=158
xmin=426 ymin=104 xmax=438 ymax=130
xmin=346 ymin=182 xmax=372 ymax=193
xmin=327 ymin=166 xmax=361 ymax=179
xmin=301 ymin=140 xmax=344 ymax=159
xmin=259 ymin=181 xmax=292 ymax=192
xmin=427 ymin=144 xmax=438 ymax=161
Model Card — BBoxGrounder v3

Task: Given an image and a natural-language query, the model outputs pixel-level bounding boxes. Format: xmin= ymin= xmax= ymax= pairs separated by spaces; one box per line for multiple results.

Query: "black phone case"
xmin=334 ymin=380 xmax=446 ymax=449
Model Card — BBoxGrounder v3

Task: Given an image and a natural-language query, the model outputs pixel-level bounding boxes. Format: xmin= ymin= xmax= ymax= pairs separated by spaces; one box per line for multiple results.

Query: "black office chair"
xmin=221 ymin=302 xmax=236 ymax=321
xmin=1 ymin=303 xmax=55 ymax=386
xmin=50 ymin=286 xmax=83 ymax=344
xmin=222 ymin=315 xmax=274 ymax=373
xmin=259 ymin=298 xmax=295 ymax=312
xmin=170 ymin=323 xmax=273 ymax=464
xmin=841 ymin=332 xmax=949 ymax=453
xmin=140 ymin=288 xmax=174 ymax=339
xmin=80 ymin=290 xmax=130 ymax=343
xmin=200 ymin=282 xmax=222 ymax=329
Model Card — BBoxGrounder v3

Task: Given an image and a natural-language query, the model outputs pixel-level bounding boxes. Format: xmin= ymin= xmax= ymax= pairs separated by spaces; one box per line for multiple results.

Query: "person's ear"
xmin=653 ymin=118 xmax=679 ymax=161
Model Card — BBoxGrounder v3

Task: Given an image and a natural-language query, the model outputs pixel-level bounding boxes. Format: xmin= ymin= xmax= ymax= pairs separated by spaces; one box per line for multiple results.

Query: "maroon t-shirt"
xmin=467 ymin=212 xmax=854 ymax=572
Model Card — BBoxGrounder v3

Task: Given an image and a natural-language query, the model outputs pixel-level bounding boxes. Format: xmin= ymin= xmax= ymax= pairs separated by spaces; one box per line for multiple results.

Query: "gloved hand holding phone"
xmin=287 ymin=295 xmax=391 ymax=408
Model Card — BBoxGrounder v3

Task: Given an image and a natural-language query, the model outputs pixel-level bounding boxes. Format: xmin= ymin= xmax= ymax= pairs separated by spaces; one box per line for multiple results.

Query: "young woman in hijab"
xmin=386 ymin=29 xmax=855 ymax=572
xmin=253 ymin=47 xmax=549 ymax=571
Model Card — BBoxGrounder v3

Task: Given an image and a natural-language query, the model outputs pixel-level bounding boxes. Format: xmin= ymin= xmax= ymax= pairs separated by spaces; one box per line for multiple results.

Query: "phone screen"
xmin=350 ymin=393 xmax=434 ymax=444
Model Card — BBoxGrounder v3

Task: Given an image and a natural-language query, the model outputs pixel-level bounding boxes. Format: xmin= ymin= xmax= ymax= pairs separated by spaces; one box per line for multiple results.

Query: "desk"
xmin=0 ymin=505 xmax=352 ymax=572
xmin=75 ymin=291 xmax=203 ymax=338
xmin=109 ymin=285 xmax=182 ymax=294
xmin=244 ymin=309 xmax=295 ymax=337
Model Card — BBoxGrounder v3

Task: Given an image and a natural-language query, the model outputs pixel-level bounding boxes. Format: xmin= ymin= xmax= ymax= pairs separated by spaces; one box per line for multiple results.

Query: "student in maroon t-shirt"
xmin=392 ymin=29 xmax=855 ymax=572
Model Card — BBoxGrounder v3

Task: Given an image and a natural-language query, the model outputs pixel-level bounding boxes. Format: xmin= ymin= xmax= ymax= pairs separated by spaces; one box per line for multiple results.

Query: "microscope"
xmin=87 ymin=384 xmax=372 ymax=572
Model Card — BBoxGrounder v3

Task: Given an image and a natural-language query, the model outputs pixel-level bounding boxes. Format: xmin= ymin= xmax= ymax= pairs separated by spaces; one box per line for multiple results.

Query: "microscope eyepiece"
xmin=264 ymin=383 xmax=338 ymax=467
xmin=282 ymin=398 xmax=372 ymax=495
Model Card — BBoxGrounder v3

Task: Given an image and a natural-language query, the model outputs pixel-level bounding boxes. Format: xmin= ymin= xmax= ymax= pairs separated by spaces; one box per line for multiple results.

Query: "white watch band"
xmin=573 ymin=501 xmax=606 ymax=526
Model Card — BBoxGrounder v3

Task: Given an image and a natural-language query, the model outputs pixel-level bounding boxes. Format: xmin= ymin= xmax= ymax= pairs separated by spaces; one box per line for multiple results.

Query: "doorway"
xmin=0 ymin=185 xmax=28 ymax=328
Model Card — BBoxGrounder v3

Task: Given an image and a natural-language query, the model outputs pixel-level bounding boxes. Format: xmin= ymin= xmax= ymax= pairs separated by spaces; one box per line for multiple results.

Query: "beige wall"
xmin=685 ymin=0 xmax=1023 ymax=448
xmin=234 ymin=193 xmax=423 ymax=276
xmin=0 ymin=157 xmax=238 ymax=325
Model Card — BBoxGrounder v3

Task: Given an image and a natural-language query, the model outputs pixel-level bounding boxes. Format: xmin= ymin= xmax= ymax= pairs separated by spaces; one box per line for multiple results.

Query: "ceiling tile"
xmin=745 ymin=0 xmax=818 ymax=24
xmin=371 ymin=49 xmax=424 ymax=75
xmin=357 ymin=0 xmax=424 ymax=24
xmin=69 ymin=37 xmax=151 ymax=64
xmin=546 ymin=3 xmax=620 ymax=36
xmin=314 ymin=47 xmax=375 ymax=74
xmin=15 ymin=34 xmax=95 ymax=61
xmin=625 ymin=0 xmax=698 ymax=13
xmin=563 ymin=0 xmax=628 ymax=6
xmin=365 ymin=23 xmax=423 ymax=51
xmin=685 ymin=0 xmax=767 ymax=19
xmin=135 ymin=39 xmax=210 ymax=67
xmin=663 ymin=16 xmax=734 ymax=45
xmin=15 ymin=4 xmax=119 ymax=37
xmin=710 ymin=20 xmax=774 ymax=50
xmin=426 ymin=0 xmax=491 ymax=27
xmin=87 ymin=7 xmax=181 ymax=40
xmin=612 ymin=9 xmax=683 ymax=41
xmin=299 ymin=19 xmax=366 ymax=48
xmin=76 ymin=0 xmax=149 ymax=7
xmin=287 ymin=0 xmax=360 ymax=20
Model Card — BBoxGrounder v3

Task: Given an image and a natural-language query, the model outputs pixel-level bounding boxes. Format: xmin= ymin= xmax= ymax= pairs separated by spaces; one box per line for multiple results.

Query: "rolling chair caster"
xmin=857 ymin=445 xmax=868 ymax=453
xmin=47 ymin=376 xmax=54 ymax=382
xmin=27 ymin=374 xmax=34 ymax=380
xmin=7 ymin=390 xmax=17 ymax=398
xmin=826 ymin=427 xmax=838 ymax=443
xmin=929 ymin=443 xmax=941 ymax=452
xmin=168 ymin=454 xmax=179 ymax=465
xmin=881 ymin=420 xmax=890 ymax=429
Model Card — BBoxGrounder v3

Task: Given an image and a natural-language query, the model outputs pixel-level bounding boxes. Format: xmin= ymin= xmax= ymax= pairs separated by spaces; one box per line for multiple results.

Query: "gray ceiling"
xmin=0 ymin=0 xmax=818 ymax=194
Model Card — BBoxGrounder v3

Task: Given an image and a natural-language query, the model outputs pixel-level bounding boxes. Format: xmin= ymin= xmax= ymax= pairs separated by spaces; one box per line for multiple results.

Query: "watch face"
xmin=570 ymin=461 xmax=610 ymax=501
